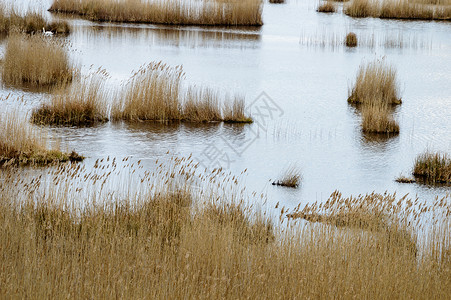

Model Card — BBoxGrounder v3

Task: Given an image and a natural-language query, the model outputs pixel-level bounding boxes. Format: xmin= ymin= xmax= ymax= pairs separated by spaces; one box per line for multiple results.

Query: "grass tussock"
xmin=269 ymin=0 xmax=285 ymax=3
xmin=0 ymin=4 xmax=70 ymax=34
xmin=413 ymin=152 xmax=451 ymax=183
xmin=348 ymin=60 xmax=401 ymax=105
xmin=345 ymin=32 xmax=357 ymax=47
xmin=112 ymin=62 xmax=252 ymax=123
xmin=32 ymin=73 xmax=109 ymax=126
xmin=1 ymin=34 xmax=73 ymax=87
xmin=272 ymin=165 xmax=302 ymax=188
xmin=317 ymin=1 xmax=337 ymax=12
xmin=345 ymin=0 xmax=451 ymax=20
xmin=0 ymin=110 xmax=83 ymax=166
xmin=0 ymin=159 xmax=450 ymax=298
xmin=361 ymin=102 xmax=400 ymax=134
xmin=395 ymin=174 xmax=416 ymax=183
xmin=49 ymin=0 xmax=263 ymax=26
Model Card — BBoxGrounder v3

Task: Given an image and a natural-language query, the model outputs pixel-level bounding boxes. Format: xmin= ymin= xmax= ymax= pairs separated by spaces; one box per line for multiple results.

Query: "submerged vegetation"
xmin=0 ymin=158 xmax=449 ymax=298
xmin=0 ymin=3 xmax=69 ymax=34
xmin=1 ymin=33 xmax=73 ymax=87
xmin=0 ymin=110 xmax=83 ymax=166
xmin=413 ymin=152 xmax=451 ymax=183
xmin=32 ymin=73 xmax=109 ymax=126
xmin=49 ymin=0 xmax=264 ymax=26
xmin=112 ymin=62 xmax=252 ymax=123
xmin=345 ymin=0 xmax=451 ymax=20
xmin=272 ymin=165 xmax=302 ymax=188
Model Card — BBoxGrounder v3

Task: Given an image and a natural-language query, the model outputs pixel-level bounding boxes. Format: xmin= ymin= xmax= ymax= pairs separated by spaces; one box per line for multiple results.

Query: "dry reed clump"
xmin=222 ymin=96 xmax=253 ymax=123
xmin=0 ymin=157 xmax=450 ymax=298
xmin=395 ymin=174 xmax=416 ymax=183
xmin=348 ymin=60 xmax=402 ymax=105
xmin=345 ymin=32 xmax=357 ymax=47
xmin=0 ymin=4 xmax=70 ymax=34
xmin=112 ymin=62 xmax=252 ymax=123
xmin=49 ymin=0 xmax=264 ymax=26
xmin=361 ymin=102 xmax=400 ymax=134
xmin=345 ymin=0 xmax=451 ymax=20
xmin=0 ymin=110 xmax=83 ymax=166
xmin=269 ymin=0 xmax=285 ymax=3
xmin=32 ymin=73 xmax=109 ymax=126
xmin=272 ymin=165 xmax=302 ymax=188
xmin=1 ymin=34 xmax=73 ymax=87
xmin=112 ymin=62 xmax=183 ymax=122
xmin=317 ymin=1 xmax=337 ymax=12
xmin=182 ymin=86 xmax=222 ymax=122
xmin=413 ymin=152 xmax=451 ymax=183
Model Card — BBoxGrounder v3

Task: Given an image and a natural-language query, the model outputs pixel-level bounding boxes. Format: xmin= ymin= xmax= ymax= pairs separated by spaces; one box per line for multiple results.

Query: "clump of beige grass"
xmin=32 ymin=72 xmax=109 ymax=126
xmin=395 ymin=174 xmax=416 ymax=183
xmin=112 ymin=62 xmax=252 ymax=123
xmin=345 ymin=32 xmax=357 ymax=47
xmin=112 ymin=62 xmax=183 ymax=122
xmin=1 ymin=33 xmax=73 ymax=87
xmin=0 ymin=3 xmax=70 ymax=34
xmin=49 ymin=0 xmax=264 ymax=26
xmin=222 ymin=96 xmax=253 ymax=123
xmin=361 ymin=102 xmax=399 ymax=134
xmin=345 ymin=0 xmax=451 ymax=20
xmin=413 ymin=152 xmax=451 ymax=183
xmin=348 ymin=60 xmax=402 ymax=105
xmin=272 ymin=165 xmax=302 ymax=188
xmin=317 ymin=1 xmax=337 ymax=12
xmin=182 ymin=86 xmax=222 ymax=123
xmin=0 ymin=110 xmax=83 ymax=166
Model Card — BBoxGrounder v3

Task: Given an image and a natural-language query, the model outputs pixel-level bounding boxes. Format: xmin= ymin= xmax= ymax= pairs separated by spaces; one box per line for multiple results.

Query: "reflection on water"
xmin=80 ymin=24 xmax=262 ymax=49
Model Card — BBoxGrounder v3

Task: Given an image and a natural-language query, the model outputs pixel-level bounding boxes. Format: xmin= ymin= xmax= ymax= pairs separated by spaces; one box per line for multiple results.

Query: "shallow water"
xmin=1 ymin=0 xmax=450 ymax=211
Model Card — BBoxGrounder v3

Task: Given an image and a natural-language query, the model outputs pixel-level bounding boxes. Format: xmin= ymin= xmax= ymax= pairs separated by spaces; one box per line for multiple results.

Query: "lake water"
xmin=1 ymin=0 xmax=450 ymax=212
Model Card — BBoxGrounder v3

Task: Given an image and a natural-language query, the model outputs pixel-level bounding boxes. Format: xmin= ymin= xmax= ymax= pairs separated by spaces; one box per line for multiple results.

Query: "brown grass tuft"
xmin=0 ymin=110 xmax=83 ymax=166
xmin=395 ymin=174 xmax=416 ymax=183
xmin=272 ymin=165 xmax=302 ymax=188
xmin=345 ymin=0 xmax=451 ymax=20
xmin=32 ymin=73 xmax=109 ymax=126
xmin=182 ymin=86 xmax=222 ymax=122
xmin=361 ymin=102 xmax=400 ymax=134
xmin=1 ymin=33 xmax=73 ymax=87
xmin=0 ymin=3 xmax=70 ymax=34
xmin=112 ymin=62 xmax=252 ymax=123
xmin=413 ymin=152 xmax=451 ymax=183
xmin=348 ymin=60 xmax=402 ymax=105
xmin=345 ymin=32 xmax=358 ymax=47
xmin=223 ymin=96 xmax=253 ymax=123
xmin=49 ymin=0 xmax=264 ymax=26
xmin=317 ymin=1 xmax=337 ymax=12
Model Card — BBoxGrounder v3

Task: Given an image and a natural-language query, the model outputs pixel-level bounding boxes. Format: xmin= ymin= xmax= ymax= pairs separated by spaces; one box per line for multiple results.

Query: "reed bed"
xmin=1 ymin=33 xmax=73 ymax=87
xmin=0 ymin=158 xmax=450 ymax=298
xmin=49 ymin=0 xmax=264 ymax=26
xmin=317 ymin=1 xmax=337 ymax=12
xmin=112 ymin=62 xmax=252 ymax=123
xmin=32 ymin=72 xmax=109 ymax=126
xmin=348 ymin=60 xmax=401 ymax=105
xmin=345 ymin=0 xmax=451 ymax=20
xmin=0 ymin=110 xmax=83 ymax=166
xmin=272 ymin=165 xmax=302 ymax=188
xmin=413 ymin=152 xmax=451 ymax=183
xmin=361 ymin=102 xmax=400 ymax=134
xmin=0 ymin=3 xmax=70 ymax=34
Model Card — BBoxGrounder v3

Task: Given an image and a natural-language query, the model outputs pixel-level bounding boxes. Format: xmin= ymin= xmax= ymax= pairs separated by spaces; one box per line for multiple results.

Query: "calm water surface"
xmin=1 ymin=0 xmax=450 ymax=211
